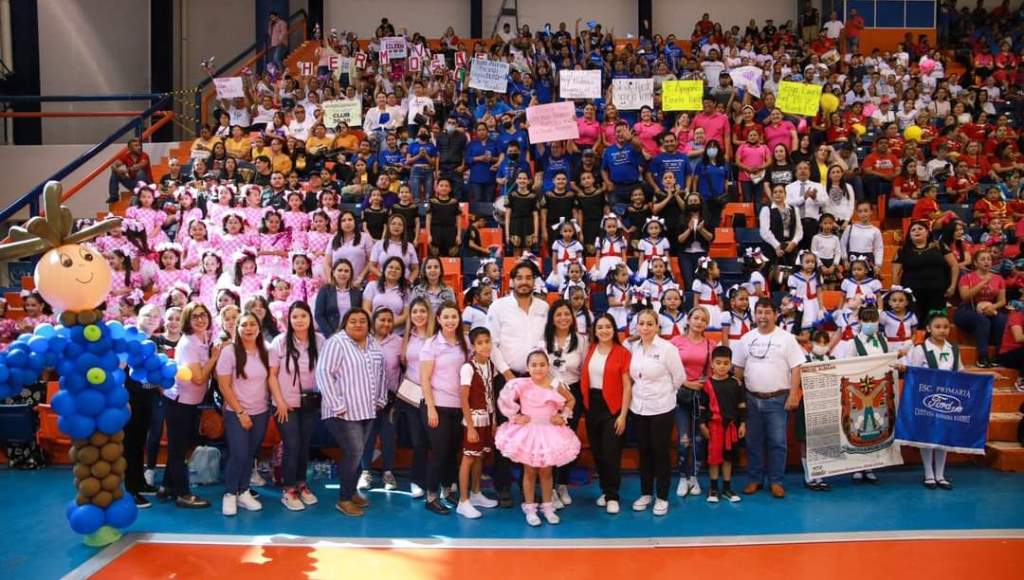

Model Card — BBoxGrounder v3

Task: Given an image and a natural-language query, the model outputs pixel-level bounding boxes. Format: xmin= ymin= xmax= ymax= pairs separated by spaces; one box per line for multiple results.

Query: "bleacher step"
xmin=988 ymin=412 xmax=1023 ymax=442
xmin=992 ymin=388 xmax=1024 ymax=412
xmin=985 ymin=441 xmax=1024 ymax=472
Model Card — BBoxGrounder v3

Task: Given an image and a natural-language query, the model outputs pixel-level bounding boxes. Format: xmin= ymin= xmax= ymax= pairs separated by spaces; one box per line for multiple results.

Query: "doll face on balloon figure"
xmin=35 ymin=244 xmax=112 ymax=312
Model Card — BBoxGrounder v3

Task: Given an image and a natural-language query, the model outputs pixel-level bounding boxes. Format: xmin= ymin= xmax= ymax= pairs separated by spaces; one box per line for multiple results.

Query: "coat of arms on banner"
xmin=840 ymin=371 xmax=898 ymax=453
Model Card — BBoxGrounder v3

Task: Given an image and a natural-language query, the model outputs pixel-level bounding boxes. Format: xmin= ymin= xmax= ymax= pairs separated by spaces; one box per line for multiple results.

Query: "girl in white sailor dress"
xmin=691 ymin=257 xmax=723 ymax=330
xmin=882 ymin=287 xmax=918 ymax=353
xmin=605 ymin=264 xmax=632 ymax=331
xmin=592 ymin=214 xmax=628 ymax=281
xmin=840 ymin=256 xmax=883 ymax=299
xmin=635 ymin=217 xmax=671 ymax=280
xmin=546 ymin=218 xmax=585 ymax=289
xmin=462 ymin=279 xmax=494 ymax=332
xmin=637 ymin=256 xmax=678 ymax=312
xmin=658 ymin=288 xmax=687 ymax=338
xmin=720 ymin=285 xmax=752 ymax=346
xmin=788 ymin=250 xmax=824 ymax=333
xmin=556 ymin=261 xmax=587 ymax=303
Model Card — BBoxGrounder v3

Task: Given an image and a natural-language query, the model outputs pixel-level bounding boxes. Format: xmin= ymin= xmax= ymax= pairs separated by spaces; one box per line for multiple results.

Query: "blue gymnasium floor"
xmin=2 ymin=466 xmax=1023 ymax=579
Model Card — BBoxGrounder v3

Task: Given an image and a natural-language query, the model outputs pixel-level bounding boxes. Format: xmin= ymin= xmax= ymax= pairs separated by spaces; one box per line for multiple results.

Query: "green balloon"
xmin=83 ymin=325 xmax=102 ymax=342
xmin=86 ymin=367 xmax=106 ymax=385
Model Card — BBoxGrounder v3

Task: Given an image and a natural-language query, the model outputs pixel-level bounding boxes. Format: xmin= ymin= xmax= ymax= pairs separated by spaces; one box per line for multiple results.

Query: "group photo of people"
xmin=15 ymin=2 xmax=1024 ymax=529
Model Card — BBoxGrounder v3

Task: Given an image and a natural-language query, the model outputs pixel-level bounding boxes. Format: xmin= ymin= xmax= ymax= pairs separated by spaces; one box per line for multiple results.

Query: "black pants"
xmin=396 ymin=399 xmax=429 ymax=487
xmin=555 ymin=382 xmax=583 ymax=486
xmin=911 ymin=285 xmax=948 ymax=324
xmin=161 ymin=397 xmax=201 ymax=497
xmin=421 ymin=405 xmax=462 ymax=495
xmin=492 ymin=373 xmax=522 ymax=496
xmin=632 ymin=410 xmax=675 ymax=500
xmin=586 ymin=391 xmax=624 ymax=501
xmin=800 ymin=218 xmax=819 ymax=251
xmin=124 ymin=385 xmax=158 ymax=493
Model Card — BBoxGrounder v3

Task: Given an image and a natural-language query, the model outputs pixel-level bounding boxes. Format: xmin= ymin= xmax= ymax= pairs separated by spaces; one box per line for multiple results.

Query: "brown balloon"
xmin=111 ymin=431 xmax=125 ymax=443
xmin=100 ymin=442 xmax=122 ymax=462
xmin=92 ymin=491 xmax=113 ymax=508
xmin=90 ymin=460 xmax=111 ymax=479
xmin=112 ymin=488 xmax=124 ymax=500
xmin=73 ymin=464 xmax=91 ymax=480
xmin=89 ymin=432 xmax=110 ymax=447
xmin=101 ymin=474 xmax=121 ymax=492
xmin=111 ymin=457 xmax=127 ymax=475
xmin=68 ymin=447 xmax=78 ymax=464
xmin=78 ymin=477 xmax=101 ymax=498
xmin=76 ymin=495 xmax=89 ymax=505
xmin=77 ymin=446 xmax=100 ymax=466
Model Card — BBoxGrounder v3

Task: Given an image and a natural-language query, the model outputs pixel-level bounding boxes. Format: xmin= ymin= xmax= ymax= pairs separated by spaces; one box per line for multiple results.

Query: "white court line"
xmin=65 ymin=528 xmax=1024 ymax=579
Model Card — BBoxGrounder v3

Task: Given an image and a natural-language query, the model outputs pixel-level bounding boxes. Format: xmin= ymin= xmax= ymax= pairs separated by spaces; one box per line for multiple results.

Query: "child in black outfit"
xmin=700 ymin=346 xmax=747 ymax=503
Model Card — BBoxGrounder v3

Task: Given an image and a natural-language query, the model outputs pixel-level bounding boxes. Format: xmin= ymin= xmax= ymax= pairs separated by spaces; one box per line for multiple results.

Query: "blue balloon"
xmin=68 ymin=504 xmax=104 ymax=535
xmin=105 ymin=387 xmax=128 ymax=409
xmin=68 ymin=326 xmax=84 ymax=343
xmin=111 ymin=368 xmax=126 ymax=387
xmin=107 ymin=321 xmax=126 ymax=340
xmin=117 ymin=352 xmax=129 ymax=364
xmin=100 ymin=352 xmax=119 ymax=371
xmin=77 ymin=353 xmax=99 ymax=371
xmin=6 ymin=349 xmax=27 ymax=368
xmin=65 ymin=499 xmax=78 ymax=521
xmin=129 ymin=369 xmax=148 ymax=384
xmin=28 ymin=336 xmax=49 ymax=354
xmin=50 ymin=336 xmax=68 ymax=354
xmin=42 ymin=352 xmax=58 ymax=368
xmin=75 ymin=390 xmax=106 ymax=417
xmin=0 ymin=364 xmax=8 ymax=383
xmin=105 ymin=496 xmax=138 ymax=528
xmin=64 ymin=373 xmax=88 ymax=393
xmin=86 ymin=339 xmax=111 ymax=355
xmin=64 ymin=341 xmax=84 ymax=359
xmin=14 ymin=333 xmax=31 ymax=344
xmin=124 ymin=327 xmax=141 ymax=341
xmin=36 ymin=323 xmax=56 ymax=338
xmin=144 ymin=356 xmax=162 ymax=371
xmin=27 ymin=352 xmax=45 ymax=371
xmin=161 ymin=362 xmax=177 ymax=379
xmin=50 ymin=391 xmax=76 ymax=416
xmin=55 ymin=325 xmax=70 ymax=339
xmin=59 ymin=414 xmax=95 ymax=440
xmin=140 ymin=340 xmax=157 ymax=358
xmin=96 ymin=407 xmax=128 ymax=434
xmin=126 ymin=340 xmax=140 ymax=355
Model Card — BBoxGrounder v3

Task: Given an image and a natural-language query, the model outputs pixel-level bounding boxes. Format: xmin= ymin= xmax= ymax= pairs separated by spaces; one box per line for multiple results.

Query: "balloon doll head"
xmin=0 ymin=181 xmax=121 ymax=313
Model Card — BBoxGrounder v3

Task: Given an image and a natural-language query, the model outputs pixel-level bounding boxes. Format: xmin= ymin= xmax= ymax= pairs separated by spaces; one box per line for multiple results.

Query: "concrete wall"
xmin=651 ymin=0 xmax=798 ymax=37
xmin=324 ymin=0 xmax=471 ymax=38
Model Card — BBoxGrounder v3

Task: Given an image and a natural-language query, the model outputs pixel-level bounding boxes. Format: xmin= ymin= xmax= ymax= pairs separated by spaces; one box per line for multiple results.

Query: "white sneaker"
xmin=541 ymin=503 xmax=560 ymax=524
xmin=557 ymin=484 xmax=572 ymax=506
xmin=357 ymin=470 xmax=373 ymax=490
xmin=632 ymin=495 xmax=653 ymax=511
xmin=676 ymin=478 xmax=691 ymax=497
xmin=551 ymin=494 xmax=564 ymax=510
xmin=410 ymin=483 xmax=425 ymax=499
xmin=653 ymin=499 xmax=669 ymax=516
xmin=237 ymin=490 xmax=263 ymax=511
xmin=523 ymin=504 xmax=541 ymax=527
xmin=596 ymin=494 xmax=607 ymax=507
xmin=470 ymin=492 xmax=498 ymax=508
xmin=688 ymin=477 xmax=702 ymax=496
xmin=281 ymin=490 xmax=305 ymax=511
xmin=144 ymin=468 xmax=155 ymax=487
xmin=606 ymin=500 xmax=620 ymax=514
xmin=250 ymin=470 xmax=266 ymax=487
xmin=383 ymin=471 xmax=398 ymax=490
xmin=222 ymin=493 xmax=237 ymax=516
xmin=456 ymin=501 xmax=482 ymax=519
xmin=298 ymin=484 xmax=318 ymax=505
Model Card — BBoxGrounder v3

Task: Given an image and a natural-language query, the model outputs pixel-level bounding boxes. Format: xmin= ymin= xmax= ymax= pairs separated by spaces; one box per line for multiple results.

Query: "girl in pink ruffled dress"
xmin=282 ymin=190 xmax=311 ymax=233
xmin=495 ymin=350 xmax=581 ymax=527
xmin=256 ymin=209 xmax=292 ymax=277
xmin=125 ymin=183 xmax=168 ymax=245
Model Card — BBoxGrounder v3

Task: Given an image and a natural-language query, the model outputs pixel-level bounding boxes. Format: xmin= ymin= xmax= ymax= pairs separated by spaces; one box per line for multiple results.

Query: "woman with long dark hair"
xmin=398 ymin=297 xmax=435 ymax=499
xmin=892 ymin=220 xmax=959 ymax=323
xmin=328 ymin=210 xmax=373 ymax=287
xmin=362 ymin=256 xmax=411 ymax=331
xmin=268 ymin=301 xmax=325 ymax=511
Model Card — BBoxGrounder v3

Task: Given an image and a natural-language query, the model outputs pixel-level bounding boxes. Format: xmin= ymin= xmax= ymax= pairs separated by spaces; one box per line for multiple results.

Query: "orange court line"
xmin=91 ymin=538 xmax=1023 ymax=580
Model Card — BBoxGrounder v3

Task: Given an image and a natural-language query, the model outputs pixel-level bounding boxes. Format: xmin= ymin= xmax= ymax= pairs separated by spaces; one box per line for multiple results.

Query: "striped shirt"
xmin=315 ymin=331 xmax=388 ymax=421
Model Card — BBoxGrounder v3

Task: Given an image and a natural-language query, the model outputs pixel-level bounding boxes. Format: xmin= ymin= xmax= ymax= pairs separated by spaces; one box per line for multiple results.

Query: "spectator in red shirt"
xmin=844 ymin=8 xmax=864 ymax=54
xmin=998 ymin=300 xmax=1024 ymax=379
xmin=974 ymin=186 xmax=1011 ymax=228
xmin=961 ymin=140 xmax=997 ymax=182
xmin=889 ymin=159 xmax=921 ymax=217
xmin=862 ymin=139 xmax=899 ymax=203
xmin=692 ymin=97 xmax=732 ymax=160
xmin=911 ymin=184 xmax=957 ymax=229
xmin=945 ymin=160 xmax=978 ymax=204
xmin=108 ymin=138 xmax=152 ymax=204
xmin=954 ymin=249 xmax=1008 ymax=368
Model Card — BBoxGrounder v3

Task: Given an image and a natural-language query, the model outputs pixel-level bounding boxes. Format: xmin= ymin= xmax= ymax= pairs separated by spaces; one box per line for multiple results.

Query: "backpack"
xmin=189 ymin=445 xmax=222 ymax=485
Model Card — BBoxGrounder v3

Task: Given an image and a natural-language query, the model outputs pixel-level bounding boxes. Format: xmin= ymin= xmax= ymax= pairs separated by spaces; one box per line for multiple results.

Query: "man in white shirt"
xmin=732 ymin=298 xmax=804 ymax=498
xmin=287 ymin=106 xmax=315 ymax=141
xmin=486 ymin=261 xmax=550 ymax=505
xmin=785 ymin=161 xmax=826 ymax=249
xmin=822 ymin=11 xmax=844 ymax=41
xmin=870 ymin=97 xmax=897 ymax=129
xmin=406 ymin=80 xmax=435 ymax=134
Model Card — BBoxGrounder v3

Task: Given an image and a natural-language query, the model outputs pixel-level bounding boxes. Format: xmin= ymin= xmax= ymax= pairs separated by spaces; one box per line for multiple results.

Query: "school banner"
xmin=612 ymin=78 xmax=654 ymax=110
xmin=382 ymin=36 xmax=407 ymax=59
xmin=801 ymin=353 xmax=904 ymax=480
xmin=895 ymin=367 xmax=994 ymax=454
xmin=213 ymin=77 xmax=244 ymax=99
xmin=526 ymin=101 xmax=580 ymax=144
xmin=559 ymin=70 xmax=602 ymax=100
xmin=729 ymin=65 xmax=764 ymax=99
xmin=661 ymin=80 xmax=704 ymax=111
xmin=777 ymin=81 xmax=822 ymax=117
xmin=321 ymin=99 xmax=362 ymax=128
xmin=469 ymin=59 xmax=510 ymax=93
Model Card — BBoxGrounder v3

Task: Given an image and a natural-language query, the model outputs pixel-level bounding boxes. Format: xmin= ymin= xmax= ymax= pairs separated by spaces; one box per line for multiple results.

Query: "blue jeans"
xmin=325 ymin=417 xmax=372 ymax=501
xmin=674 ymin=395 xmax=705 ymax=478
xmin=467 ymin=181 xmax=495 ymax=203
xmin=886 ymin=198 xmax=916 ymax=218
xmin=223 ymin=410 xmax=270 ymax=494
xmin=268 ymin=45 xmax=286 ymax=72
xmin=745 ymin=393 xmax=789 ymax=486
xmin=954 ymin=306 xmax=1007 ymax=364
xmin=410 ymin=165 xmax=434 ymax=201
xmin=361 ymin=402 xmax=396 ymax=472
xmin=276 ymin=405 xmax=319 ymax=487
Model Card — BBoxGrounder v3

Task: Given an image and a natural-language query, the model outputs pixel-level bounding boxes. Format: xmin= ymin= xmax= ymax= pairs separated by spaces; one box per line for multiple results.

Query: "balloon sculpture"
xmin=0 ymin=181 xmax=178 ymax=547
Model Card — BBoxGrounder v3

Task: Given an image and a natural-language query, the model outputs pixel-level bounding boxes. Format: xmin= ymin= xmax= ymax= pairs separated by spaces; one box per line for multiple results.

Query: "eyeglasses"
xmin=190 ymin=311 xmax=210 ymax=320
xmin=747 ymin=337 xmax=774 ymax=360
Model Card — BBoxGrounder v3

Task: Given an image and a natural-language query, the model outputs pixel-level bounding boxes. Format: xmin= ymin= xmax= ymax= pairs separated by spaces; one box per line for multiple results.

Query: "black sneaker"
xmin=721 ymin=489 xmax=742 ymax=503
xmin=498 ymin=490 xmax=513 ymax=508
xmin=133 ymin=493 xmax=152 ymax=509
xmin=138 ymin=483 xmax=158 ymax=496
xmin=425 ymin=498 xmax=451 ymax=515
xmin=706 ymin=489 xmax=720 ymax=503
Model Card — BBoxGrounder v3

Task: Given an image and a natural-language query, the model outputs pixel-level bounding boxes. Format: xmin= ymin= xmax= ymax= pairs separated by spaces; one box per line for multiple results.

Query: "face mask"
xmin=687 ymin=203 xmax=701 ymax=210
xmin=812 ymin=344 xmax=830 ymax=356
xmin=508 ymin=152 xmax=519 ymax=160
xmin=861 ymin=322 xmax=879 ymax=336
xmin=503 ymin=121 xmax=513 ymax=129
xmin=445 ymin=124 xmax=456 ymax=134
xmin=418 ymin=133 xmax=429 ymax=141
xmin=707 ymin=147 xmax=719 ymax=158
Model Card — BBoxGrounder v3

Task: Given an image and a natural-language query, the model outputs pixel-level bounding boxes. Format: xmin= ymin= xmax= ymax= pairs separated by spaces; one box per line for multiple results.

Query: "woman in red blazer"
xmin=581 ymin=313 xmax=633 ymax=515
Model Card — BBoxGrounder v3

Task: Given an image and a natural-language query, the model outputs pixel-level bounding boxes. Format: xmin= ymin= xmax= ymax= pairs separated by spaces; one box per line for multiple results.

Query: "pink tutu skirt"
xmin=495 ymin=422 xmax=581 ymax=468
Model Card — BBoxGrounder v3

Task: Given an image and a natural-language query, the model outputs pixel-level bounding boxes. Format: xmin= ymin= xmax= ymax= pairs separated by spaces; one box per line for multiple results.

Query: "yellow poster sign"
xmin=661 ymin=80 xmax=705 ymax=112
xmin=777 ymin=81 xmax=823 ymax=117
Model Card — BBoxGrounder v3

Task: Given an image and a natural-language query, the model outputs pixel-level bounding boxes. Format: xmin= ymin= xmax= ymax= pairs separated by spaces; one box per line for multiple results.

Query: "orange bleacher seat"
xmin=441 ymin=257 xmax=463 ymax=296
xmin=21 ymin=276 xmax=34 ymax=291
xmin=479 ymin=228 xmax=503 ymax=252
xmin=722 ymin=203 xmax=755 ymax=228
xmin=877 ymin=195 xmax=887 ymax=222
xmin=5 ymin=292 xmax=21 ymax=308
xmin=821 ymin=290 xmax=844 ymax=311
xmin=713 ymin=228 xmax=736 ymax=245
xmin=459 ymin=202 xmax=470 ymax=230
xmin=705 ymin=330 xmax=723 ymax=344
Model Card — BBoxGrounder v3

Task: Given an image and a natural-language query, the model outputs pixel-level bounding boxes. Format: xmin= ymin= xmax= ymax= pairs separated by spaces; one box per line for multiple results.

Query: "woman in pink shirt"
xmin=954 ymin=249 xmax=1007 ymax=367
xmin=216 ymin=313 xmax=271 ymax=516
xmin=269 ymin=302 xmax=326 ymax=510
xmin=164 ymin=301 xmax=223 ymax=508
xmin=672 ymin=112 xmax=693 ymax=143
xmin=735 ymin=128 xmax=772 ymax=203
xmin=762 ymin=108 xmax=799 ymax=154
xmin=398 ymin=297 xmax=434 ymax=498
xmin=599 ymin=104 xmax=621 ymax=149
xmin=669 ymin=306 xmax=716 ymax=497
xmin=420 ymin=302 xmax=470 ymax=515
xmin=633 ymin=106 xmax=665 ymax=158
xmin=358 ymin=307 xmax=404 ymax=493
xmin=576 ymin=103 xmax=601 ymax=149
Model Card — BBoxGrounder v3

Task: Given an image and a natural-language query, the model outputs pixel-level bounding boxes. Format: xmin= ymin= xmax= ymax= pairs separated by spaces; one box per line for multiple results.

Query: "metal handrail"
xmin=0 ymin=96 xmax=172 ymax=223
xmin=0 ymin=94 xmax=166 ymax=103
xmin=192 ymin=8 xmax=308 ymax=134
